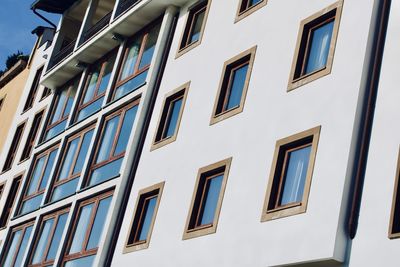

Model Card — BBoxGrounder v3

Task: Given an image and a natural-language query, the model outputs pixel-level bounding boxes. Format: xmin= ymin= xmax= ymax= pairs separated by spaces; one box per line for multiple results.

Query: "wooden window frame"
xmin=261 ymin=126 xmax=321 ymax=222
xmin=210 ymin=46 xmax=256 ymax=125
xmin=151 ymin=82 xmax=190 ymax=151
xmin=20 ymin=109 xmax=46 ymax=162
xmin=2 ymin=121 xmax=27 ymax=173
xmin=23 ymin=66 xmax=44 ymax=112
xmin=112 ymin=21 xmax=161 ymax=100
xmin=235 ymin=0 xmax=267 ymax=22
xmin=124 ymin=182 xmax=164 ymax=253
xmin=49 ymin=124 xmax=96 ymax=201
xmin=1 ymin=220 xmax=35 ymax=267
xmin=0 ymin=173 xmax=23 ymax=229
xmin=176 ymin=0 xmax=212 ymax=58
xmin=18 ymin=144 xmax=59 ymax=215
xmin=40 ymin=87 xmax=52 ymax=101
xmin=27 ymin=207 xmax=70 ymax=267
xmin=75 ymin=51 xmax=116 ymax=122
xmin=86 ymin=98 xmax=140 ymax=186
xmin=287 ymin=1 xmax=343 ymax=91
xmin=62 ymin=190 xmax=113 ymax=265
xmin=183 ymin=157 xmax=232 ymax=240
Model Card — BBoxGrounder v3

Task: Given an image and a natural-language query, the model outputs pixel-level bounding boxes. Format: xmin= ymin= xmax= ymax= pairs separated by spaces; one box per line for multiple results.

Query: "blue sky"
xmin=0 ymin=0 xmax=60 ymax=71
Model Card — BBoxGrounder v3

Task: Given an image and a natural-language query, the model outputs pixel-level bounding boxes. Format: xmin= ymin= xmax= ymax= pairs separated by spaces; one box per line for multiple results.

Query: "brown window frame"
xmin=0 ymin=174 xmax=23 ymax=229
xmin=40 ymin=87 xmax=52 ymax=101
xmin=287 ymin=0 xmax=343 ymax=91
xmin=210 ymin=46 xmax=256 ymax=125
xmin=176 ymin=0 xmax=212 ymax=58
xmin=86 ymin=98 xmax=140 ymax=186
xmin=124 ymin=182 xmax=164 ymax=253
xmin=27 ymin=207 xmax=70 ymax=267
xmin=62 ymin=190 xmax=113 ymax=265
xmin=235 ymin=0 xmax=267 ymax=22
xmin=183 ymin=157 xmax=232 ymax=240
xmin=20 ymin=109 xmax=45 ymax=162
xmin=151 ymin=82 xmax=190 ymax=151
xmin=49 ymin=124 xmax=96 ymax=201
xmin=2 ymin=121 xmax=26 ymax=172
xmin=261 ymin=126 xmax=321 ymax=222
xmin=23 ymin=66 xmax=44 ymax=112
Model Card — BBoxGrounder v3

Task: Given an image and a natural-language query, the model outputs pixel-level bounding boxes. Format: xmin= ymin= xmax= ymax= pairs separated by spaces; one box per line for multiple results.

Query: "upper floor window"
xmin=2 ymin=122 xmax=26 ymax=172
xmin=1 ymin=221 xmax=34 ymax=267
xmin=23 ymin=66 xmax=44 ymax=112
xmin=40 ymin=87 xmax=52 ymax=100
xmin=28 ymin=208 xmax=70 ymax=267
xmin=18 ymin=145 xmax=59 ymax=215
xmin=76 ymin=52 xmax=116 ymax=122
xmin=151 ymin=82 xmax=189 ymax=150
xmin=62 ymin=191 xmax=113 ymax=267
xmin=261 ymin=126 xmax=320 ymax=221
xmin=49 ymin=124 xmax=95 ymax=202
xmin=43 ymin=76 xmax=80 ymax=141
xmin=236 ymin=0 xmax=267 ymax=22
xmin=210 ymin=46 xmax=256 ymax=125
xmin=0 ymin=175 xmax=22 ymax=228
xmin=20 ymin=110 xmax=45 ymax=162
xmin=124 ymin=182 xmax=164 ymax=253
xmin=183 ymin=158 xmax=231 ymax=240
xmin=288 ymin=1 xmax=342 ymax=91
xmin=86 ymin=99 xmax=139 ymax=187
xmin=112 ymin=22 xmax=161 ymax=101
xmin=177 ymin=0 xmax=211 ymax=57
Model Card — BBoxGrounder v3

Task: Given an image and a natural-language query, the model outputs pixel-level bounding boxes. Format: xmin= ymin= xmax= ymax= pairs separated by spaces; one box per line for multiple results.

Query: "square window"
xmin=151 ymin=82 xmax=189 ymax=150
xmin=288 ymin=1 xmax=343 ymax=91
xmin=389 ymin=150 xmax=400 ymax=239
xmin=210 ymin=46 xmax=256 ymax=125
xmin=62 ymin=191 xmax=113 ymax=266
xmin=183 ymin=158 xmax=232 ymax=240
xmin=261 ymin=126 xmax=321 ymax=221
xmin=124 ymin=182 xmax=164 ymax=253
xmin=236 ymin=0 xmax=267 ymax=22
xmin=176 ymin=0 xmax=211 ymax=57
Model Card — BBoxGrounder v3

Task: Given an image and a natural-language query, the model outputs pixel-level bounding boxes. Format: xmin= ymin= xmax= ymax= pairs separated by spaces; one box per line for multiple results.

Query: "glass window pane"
xmin=189 ymin=9 xmax=205 ymax=44
xmin=39 ymin=149 xmax=58 ymax=190
xmin=96 ymin=115 xmax=120 ymax=164
xmin=305 ymin=20 xmax=334 ymax=74
xmin=20 ymin=194 xmax=43 ymax=214
xmin=51 ymin=178 xmax=80 ymax=202
xmin=14 ymin=226 xmax=33 ymax=267
xmin=46 ymin=213 xmax=69 ymax=261
xmin=280 ymin=145 xmax=312 ymax=205
xmin=114 ymin=105 xmax=138 ymax=156
xmin=63 ymin=87 xmax=77 ymax=118
xmin=73 ymin=130 xmax=94 ymax=175
xmin=138 ymin=197 xmax=157 ymax=241
xmin=86 ymin=196 xmax=112 ymax=250
xmin=89 ymin=158 xmax=123 ymax=186
xmin=58 ymin=138 xmax=80 ymax=181
xmin=51 ymin=90 xmax=68 ymax=124
xmin=45 ymin=120 xmax=67 ymax=141
xmin=83 ymin=66 xmax=101 ymax=104
xmin=98 ymin=56 xmax=116 ymax=95
xmin=3 ymin=230 xmax=22 ymax=267
xmin=226 ymin=64 xmax=248 ymax=110
xmin=138 ymin=25 xmax=160 ymax=70
xmin=114 ymin=70 xmax=147 ymax=100
xmin=69 ymin=204 xmax=93 ymax=254
xmin=164 ymin=98 xmax=182 ymax=138
xmin=200 ymin=174 xmax=223 ymax=225
xmin=249 ymin=0 xmax=262 ymax=6
xmin=27 ymin=156 xmax=46 ymax=195
xmin=64 ymin=255 xmax=95 ymax=267
xmin=120 ymin=40 xmax=141 ymax=80
xmin=32 ymin=218 xmax=55 ymax=264
xmin=77 ymin=97 xmax=104 ymax=122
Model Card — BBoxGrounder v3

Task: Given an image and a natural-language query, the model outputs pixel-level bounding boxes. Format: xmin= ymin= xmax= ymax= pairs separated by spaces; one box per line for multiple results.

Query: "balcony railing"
xmin=79 ymin=12 xmax=112 ymax=45
xmin=48 ymin=39 xmax=76 ymax=70
xmin=115 ymin=0 xmax=141 ymax=18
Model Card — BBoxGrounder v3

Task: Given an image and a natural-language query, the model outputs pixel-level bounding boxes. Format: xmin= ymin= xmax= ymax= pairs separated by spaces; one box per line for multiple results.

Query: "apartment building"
xmin=0 ymin=0 xmax=397 ymax=266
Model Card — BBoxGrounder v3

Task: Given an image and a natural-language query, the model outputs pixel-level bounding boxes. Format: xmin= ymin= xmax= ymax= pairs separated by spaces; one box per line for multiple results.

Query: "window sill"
xmin=235 ymin=0 xmax=268 ymax=23
xmin=210 ymin=104 xmax=243 ymax=126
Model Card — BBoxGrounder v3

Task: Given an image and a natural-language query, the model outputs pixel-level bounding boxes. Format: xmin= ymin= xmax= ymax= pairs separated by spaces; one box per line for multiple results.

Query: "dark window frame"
xmin=20 ymin=109 xmax=45 ymax=162
xmin=0 ymin=174 xmax=23 ymax=229
xmin=236 ymin=0 xmax=267 ymax=22
xmin=2 ymin=121 xmax=27 ymax=172
xmin=23 ymin=66 xmax=44 ymax=112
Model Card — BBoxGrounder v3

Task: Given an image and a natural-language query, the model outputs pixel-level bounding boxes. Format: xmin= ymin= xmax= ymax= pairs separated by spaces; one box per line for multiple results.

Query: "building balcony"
xmin=47 ymin=39 xmax=76 ymax=69
xmin=115 ymin=0 xmax=141 ymax=18
xmin=79 ymin=11 xmax=112 ymax=46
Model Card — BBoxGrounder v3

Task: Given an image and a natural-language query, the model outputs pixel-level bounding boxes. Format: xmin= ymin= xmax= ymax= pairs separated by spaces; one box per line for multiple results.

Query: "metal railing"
xmin=48 ymin=39 xmax=76 ymax=70
xmin=115 ymin=0 xmax=141 ymax=17
xmin=79 ymin=12 xmax=112 ymax=45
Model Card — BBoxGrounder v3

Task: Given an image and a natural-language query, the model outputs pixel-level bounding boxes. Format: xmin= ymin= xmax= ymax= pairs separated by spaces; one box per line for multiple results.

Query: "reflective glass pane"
xmin=113 ymin=70 xmax=147 ymax=100
xmin=96 ymin=115 xmax=120 ymax=164
xmin=20 ymin=194 xmax=43 ymax=214
xmin=27 ymin=156 xmax=46 ymax=195
xmin=64 ymin=255 xmax=95 ymax=267
xmin=39 ymin=149 xmax=58 ymax=190
xmin=189 ymin=9 xmax=205 ymax=44
xmin=73 ymin=129 xmax=94 ymax=175
xmin=138 ymin=25 xmax=160 ymax=70
xmin=63 ymin=87 xmax=77 ymax=118
xmin=280 ymin=145 xmax=312 ymax=205
xmin=114 ymin=105 xmax=138 ymax=156
xmin=305 ymin=20 xmax=334 ymax=74
xmin=138 ymin=196 xmax=157 ymax=241
xmin=89 ymin=158 xmax=123 ymax=186
xmin=120 ymin=40 xmax=141 ymax=80
xmin=86 ymin=196 xmax=112 ymax=250
xmin=46 ymin=213 xmax=69 ymax=261
xmin=51 ymin=178 xmax=79 ymax=202
xmin=77 ymin=97 xmax=103 ymax=122
xmin=3 ymin=230 xmax=22 ymax=267
xmin=83 ymin=66 xmax=101 ymax=104
xmin=45 ymin=120 xmax=67 ymax=140
xmin=69 ymin=204 xmax=93 ymax=254
xmin=164 ymin=98 xmax=182 ymax=138
xmin=14 ymin=226 xmax=33 ymax=267
xmin=200 ymin=174 xmax=223 ymax=225
xmin=226 ymin=63 xmax=248 ymax=110
xmin=51 ymin=90 xmax=68 ymax=124
xmin=249 ymin=0 xmax=262 ymax=6
xmin=98 ymin=56 xmax=116 ymax=95
xmin=58 ymin=138 xmax=80 ymax=181
xmin=32 ymin=218 xmax=55 ymax=264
